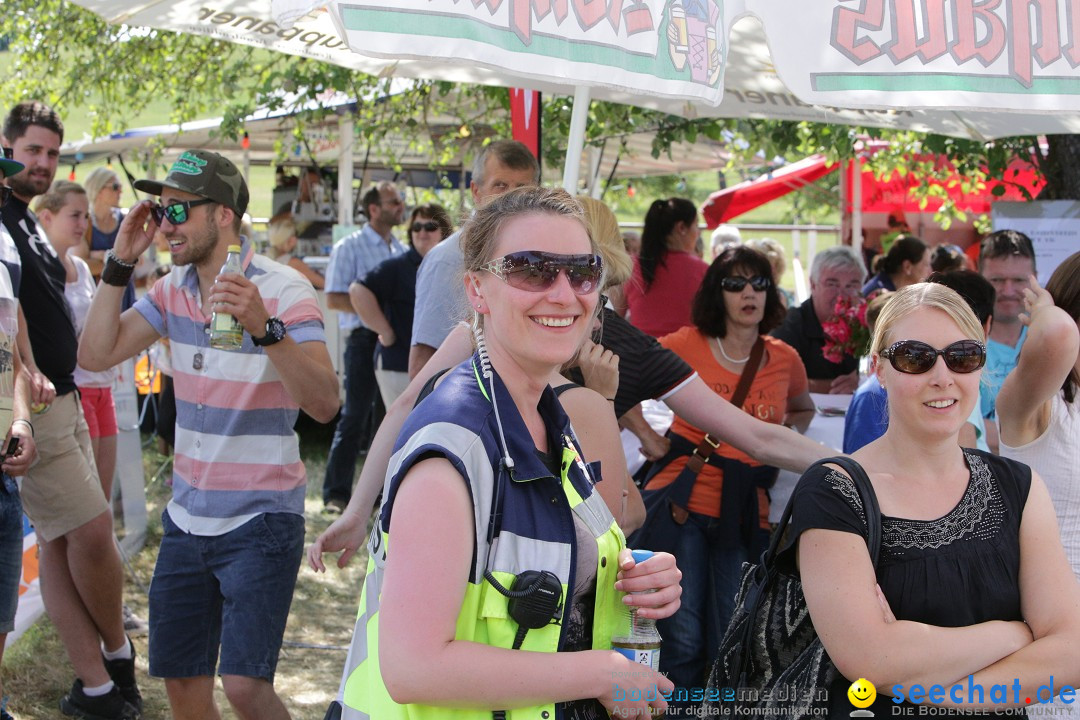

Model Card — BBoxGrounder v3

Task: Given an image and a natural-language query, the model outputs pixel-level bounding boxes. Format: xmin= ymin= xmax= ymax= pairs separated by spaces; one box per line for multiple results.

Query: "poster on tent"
xmin=330 ymin=0 xmax=726 ymax=104
xmin=991 ymin=201 xmax=1080 ymax=284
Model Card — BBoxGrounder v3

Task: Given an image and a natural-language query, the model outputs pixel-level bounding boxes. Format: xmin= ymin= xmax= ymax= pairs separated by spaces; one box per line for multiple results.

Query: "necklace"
xmin=715 ymin=336 xmax=751 ymax=364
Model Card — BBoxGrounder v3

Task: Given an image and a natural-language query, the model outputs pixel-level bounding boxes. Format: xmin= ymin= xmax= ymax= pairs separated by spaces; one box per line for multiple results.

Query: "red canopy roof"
xmin=702 ymin=153 xmax=1044 ymax=228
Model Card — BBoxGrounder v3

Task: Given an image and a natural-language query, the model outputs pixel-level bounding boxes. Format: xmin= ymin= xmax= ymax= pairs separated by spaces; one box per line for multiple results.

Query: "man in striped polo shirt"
xmin=80 ymin=150 xmax=340 ymax=720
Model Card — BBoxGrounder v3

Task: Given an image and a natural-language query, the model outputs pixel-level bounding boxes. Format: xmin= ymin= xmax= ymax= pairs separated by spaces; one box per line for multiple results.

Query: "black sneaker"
xmin=102 ymin=639 xmax=142 ymax=715
xmin=59 ymin=680 xmax=138 ymax=720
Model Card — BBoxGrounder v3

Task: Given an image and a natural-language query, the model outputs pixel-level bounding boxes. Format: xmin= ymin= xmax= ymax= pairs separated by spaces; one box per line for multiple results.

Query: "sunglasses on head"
xmin=721 ymin=275 xmax=771 ymax=292
xmin=411 ymin=220 xmax=440 ymax=233
xmin=150 ymin=198 xmax=215 ymax=226
xmin=481 ymin=251 xmax=603 ymax=295
xmin=880 ymin=339 xmax=986 ymax=375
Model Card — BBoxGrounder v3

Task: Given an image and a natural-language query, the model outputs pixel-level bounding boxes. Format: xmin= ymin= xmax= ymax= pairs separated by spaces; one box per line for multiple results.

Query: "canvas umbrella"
xmin=702 ymin=152 xmax=1045 ymax=226
xmin=70 ymin=0 xmax=1080 ymax=193
xmin=295 ymin=0 xmax=1080 ymax=191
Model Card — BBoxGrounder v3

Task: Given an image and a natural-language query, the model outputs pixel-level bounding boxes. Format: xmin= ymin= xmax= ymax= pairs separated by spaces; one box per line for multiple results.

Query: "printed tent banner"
xmin=68 ymin=0 xmax=1080 ymax=142
xmin=302 ymin=0 xmax=1080 ymax=138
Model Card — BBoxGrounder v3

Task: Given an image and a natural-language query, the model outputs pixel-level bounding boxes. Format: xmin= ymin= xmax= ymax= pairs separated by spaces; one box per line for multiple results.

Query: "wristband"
xmin=11 ymin=418 xmax=32 ymax=437
xmin=101 ymin=250 xmax=136 ymax=287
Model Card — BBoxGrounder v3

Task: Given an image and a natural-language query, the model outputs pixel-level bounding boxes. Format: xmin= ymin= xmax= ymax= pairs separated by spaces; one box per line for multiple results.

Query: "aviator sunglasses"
xmin=150 ymin=198 xmax=215 ymax=226
xmin=880 ymin=339 xmax=986 ymax=375
xmin=411 ymin=220 xmax=440 ymax=233
xmin=481 ymin=251 xmax=604 ymax=295
xmin=721 ymin=275 xmax=771 ymax=292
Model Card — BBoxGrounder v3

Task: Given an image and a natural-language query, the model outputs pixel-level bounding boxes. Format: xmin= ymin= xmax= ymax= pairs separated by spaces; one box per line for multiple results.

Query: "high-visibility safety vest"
xmin=341 ymin=358 xmax=630 ymax=720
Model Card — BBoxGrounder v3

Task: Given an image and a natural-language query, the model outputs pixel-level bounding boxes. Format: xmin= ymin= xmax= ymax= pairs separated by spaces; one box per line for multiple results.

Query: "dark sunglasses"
xmin=880 ymin=339 xmax=986 ymax=375
xmin=411 ymin=220 xmax=440 ymax=233
xmin=0 ymin=186 xmax=10 ymax=209
xmin=721 ymin=275 xmax=771 ymax=292
xmin=150 ymin=198 xmax=215 ymax=226
xmin=481 ymin=251 xmax=603 ymax=295
xmin=109 ymin=182 xmax=122 ymax=191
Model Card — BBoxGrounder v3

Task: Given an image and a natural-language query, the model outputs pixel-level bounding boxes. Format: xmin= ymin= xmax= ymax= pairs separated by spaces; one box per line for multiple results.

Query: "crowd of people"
xmin=0 ymin=102 xmax=1077 ymax=720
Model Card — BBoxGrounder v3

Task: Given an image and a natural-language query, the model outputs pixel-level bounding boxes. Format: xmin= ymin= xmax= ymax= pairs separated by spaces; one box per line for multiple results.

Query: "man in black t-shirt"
xmin=2 ymin=101 xmax=140 ymax=719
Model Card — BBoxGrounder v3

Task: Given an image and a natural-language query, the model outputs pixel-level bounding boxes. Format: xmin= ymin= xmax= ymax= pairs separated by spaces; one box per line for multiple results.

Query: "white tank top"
xmin=1001 ymin=392 xmax=1080 ymax=579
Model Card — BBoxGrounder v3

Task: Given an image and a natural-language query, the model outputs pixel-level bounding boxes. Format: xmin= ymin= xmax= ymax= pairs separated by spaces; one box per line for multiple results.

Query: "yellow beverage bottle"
xmin=209 ymin=245 xmax=244 ymax=350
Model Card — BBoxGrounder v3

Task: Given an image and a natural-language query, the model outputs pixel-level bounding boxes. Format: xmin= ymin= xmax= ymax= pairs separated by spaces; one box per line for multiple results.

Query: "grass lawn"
xmin=4 ymin=417 xmax=369 ymax=719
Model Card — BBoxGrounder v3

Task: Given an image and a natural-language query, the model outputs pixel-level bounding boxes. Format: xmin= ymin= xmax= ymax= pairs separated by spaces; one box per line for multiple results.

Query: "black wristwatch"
xmin=252 ymin=317 xmax=287 ymax=347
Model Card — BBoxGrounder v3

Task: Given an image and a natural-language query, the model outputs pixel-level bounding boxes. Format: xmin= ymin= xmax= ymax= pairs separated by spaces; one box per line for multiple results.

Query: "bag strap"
xmin=762 ymin=455 xmax=882 ymax=569
xmin=731 ymin=455 xmax=881 ymax=684
xmin=689 ymin=336 xmax=766 ymax=472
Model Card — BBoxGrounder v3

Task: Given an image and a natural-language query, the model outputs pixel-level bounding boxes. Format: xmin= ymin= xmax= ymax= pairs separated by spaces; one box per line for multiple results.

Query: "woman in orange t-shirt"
xmin=646 ymin=245 xmax=814 ymax=700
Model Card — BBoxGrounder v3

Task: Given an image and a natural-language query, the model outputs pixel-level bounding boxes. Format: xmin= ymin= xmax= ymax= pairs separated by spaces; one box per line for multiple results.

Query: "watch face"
xmin=267 ymin=318 xmax=286 ymax=342
xmin=256 ymin=317 xmax=287 ymax=346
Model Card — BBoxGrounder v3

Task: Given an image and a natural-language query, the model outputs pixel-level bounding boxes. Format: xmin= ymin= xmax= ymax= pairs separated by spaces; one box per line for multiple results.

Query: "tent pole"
xmin=339 ymin=115 xmax=355 ymax=226
xmin=562 ymin=86 xmax=591 ymax=193
xmin=852 ymin=156 xmax=863 ymax=252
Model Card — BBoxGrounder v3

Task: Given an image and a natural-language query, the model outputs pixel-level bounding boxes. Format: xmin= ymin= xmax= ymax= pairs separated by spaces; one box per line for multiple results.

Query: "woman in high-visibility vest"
xmin=348 ymin=187 xmax=683 ymax=720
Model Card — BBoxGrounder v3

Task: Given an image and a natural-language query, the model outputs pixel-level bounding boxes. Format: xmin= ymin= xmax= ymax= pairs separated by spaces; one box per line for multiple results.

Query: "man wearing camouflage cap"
xmin=81 ymin=149 xmax=340 ymax=720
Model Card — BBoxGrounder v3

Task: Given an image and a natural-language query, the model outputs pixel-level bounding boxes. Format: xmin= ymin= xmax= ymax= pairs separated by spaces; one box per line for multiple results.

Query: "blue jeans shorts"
xmin=148 ymin=510 xmax=305 ymax=680
xmin=0 ymin=474 xmax=22 ymax=634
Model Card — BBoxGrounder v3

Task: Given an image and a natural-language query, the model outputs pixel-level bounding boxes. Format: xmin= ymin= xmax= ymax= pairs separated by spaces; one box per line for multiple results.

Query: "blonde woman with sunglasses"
xmin=782 ymin=282 xmax=1080 ymax=715
xmin=341 ymin=187 xmax=681 ymax=720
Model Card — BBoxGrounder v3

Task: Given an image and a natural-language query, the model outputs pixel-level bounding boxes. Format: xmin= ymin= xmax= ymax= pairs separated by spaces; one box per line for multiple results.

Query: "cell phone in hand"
xmin=1 ymin=437 xmax=18 ymax=461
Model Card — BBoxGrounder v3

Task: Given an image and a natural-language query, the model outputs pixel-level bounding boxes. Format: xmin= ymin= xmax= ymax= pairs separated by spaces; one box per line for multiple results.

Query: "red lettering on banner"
xmin=832 ymin=0 xmax=887 ymax=64
xmin=623 ymin=1 xmax=654 ymax=34
xmin=510 ymin=0 xmax=569 ymax=43
xmin=1008 ymin=0 xmax=1063 ymax=85
xmin=952 ymin=0 xmax=1006 ymax=66
xmin=831 ymin=0 xmax=1080 ymax=86
xmin=886 ymin=0 xmax=949 ymax=62
xmin=508 ymin=0 xmax=651 ymax=42
xmin=573 ymin=0 xmax=607 ymax=29
xmin=1065 ymin=0 xmax=1080 ymax=64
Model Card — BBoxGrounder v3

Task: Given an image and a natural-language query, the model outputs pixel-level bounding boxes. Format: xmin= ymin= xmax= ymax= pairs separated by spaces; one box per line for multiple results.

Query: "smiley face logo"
xmin=848 ymin=677 xmax=876 ymax=709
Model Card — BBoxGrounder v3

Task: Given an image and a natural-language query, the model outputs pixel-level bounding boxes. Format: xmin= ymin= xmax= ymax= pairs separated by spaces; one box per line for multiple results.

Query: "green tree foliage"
xmin=1 ymin=0 xmax=1065 ymax=224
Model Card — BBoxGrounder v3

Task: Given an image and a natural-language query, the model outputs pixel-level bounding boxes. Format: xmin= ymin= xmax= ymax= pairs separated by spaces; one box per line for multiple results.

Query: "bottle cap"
xmin=631 ymin=549 xmax=653 ymax=564
xmin=227 ymin=244 xmax=241 ymax=253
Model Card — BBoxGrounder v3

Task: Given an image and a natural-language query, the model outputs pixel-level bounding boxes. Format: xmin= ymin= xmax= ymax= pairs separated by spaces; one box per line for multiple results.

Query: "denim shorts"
xmin=148 ymin=510 xmax=305 ymax=680
xmin=0 ymin=475 xmax=22 ymax=634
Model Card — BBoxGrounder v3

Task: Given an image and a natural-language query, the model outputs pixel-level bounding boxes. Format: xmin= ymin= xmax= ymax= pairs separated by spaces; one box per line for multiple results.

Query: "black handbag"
xmin=703 ymin=455 xmax=882 ymax=719
xmin=627 ymin=338 xmax=765 ymax=555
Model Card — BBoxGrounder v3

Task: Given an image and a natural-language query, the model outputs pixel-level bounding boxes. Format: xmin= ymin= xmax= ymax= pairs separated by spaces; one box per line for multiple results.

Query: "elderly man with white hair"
xmin=709 ymin=224 xmax=742 ymax=260
xmin=771 ymin=245 xmax=865 ymax=394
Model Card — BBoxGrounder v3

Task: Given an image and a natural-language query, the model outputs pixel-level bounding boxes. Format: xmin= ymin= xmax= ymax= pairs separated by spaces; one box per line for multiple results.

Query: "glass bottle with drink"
xmin=209 ymin=244 xmax=244 ymax=350
xmin=611 ymin=549 xmax=662 ymax=670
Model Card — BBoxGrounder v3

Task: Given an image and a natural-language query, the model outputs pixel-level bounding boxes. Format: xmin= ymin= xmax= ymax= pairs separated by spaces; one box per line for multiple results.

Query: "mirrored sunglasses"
xmin=150 ymin=198 xmax=215 ymax=226
xmin=411 ymin=220 xmax=440 ymax=233
xmin=880 ymin=339 xmax=986 ymax=375
xmin=721 ymin=275 xmax=771 ymax=292
xmin=481 ymin=251 xmax=603 ymax=295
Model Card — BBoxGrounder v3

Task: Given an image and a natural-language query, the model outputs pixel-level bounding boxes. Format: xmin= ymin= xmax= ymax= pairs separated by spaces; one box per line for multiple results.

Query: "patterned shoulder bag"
xmin=703 ymin=455 xmax=881 ymax=719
